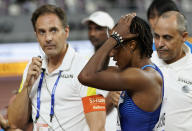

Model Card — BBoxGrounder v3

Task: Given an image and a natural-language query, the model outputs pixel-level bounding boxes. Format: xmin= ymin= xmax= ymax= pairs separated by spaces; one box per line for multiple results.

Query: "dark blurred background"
xmin=0 ymin=0 xmax=192 ymax=43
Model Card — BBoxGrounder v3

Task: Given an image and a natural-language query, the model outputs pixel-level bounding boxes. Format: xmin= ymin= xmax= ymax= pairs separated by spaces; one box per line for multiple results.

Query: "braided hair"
xmin=130 ymin=16 xmax=153 ymax=58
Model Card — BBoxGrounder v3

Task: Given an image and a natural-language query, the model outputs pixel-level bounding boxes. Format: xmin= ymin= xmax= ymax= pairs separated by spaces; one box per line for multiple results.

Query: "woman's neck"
xmin=131 ymin=53 xmax=152 ymax=68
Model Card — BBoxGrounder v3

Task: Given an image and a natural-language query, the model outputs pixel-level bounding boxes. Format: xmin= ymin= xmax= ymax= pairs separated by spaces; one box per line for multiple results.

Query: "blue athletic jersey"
xmin=153 ymin=41 xmax=192 ymax=53
xmin=119 ymin=64 xmax=164 ymax=131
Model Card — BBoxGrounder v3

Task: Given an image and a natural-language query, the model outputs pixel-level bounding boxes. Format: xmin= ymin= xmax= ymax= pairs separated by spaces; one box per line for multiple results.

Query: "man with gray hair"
xmin=152 ymin=11 xmax=192 ymax=131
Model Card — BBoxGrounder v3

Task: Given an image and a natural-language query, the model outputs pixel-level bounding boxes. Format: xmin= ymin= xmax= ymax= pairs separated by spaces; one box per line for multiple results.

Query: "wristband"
xmin=110 ymin=31 xmax=124 ymax=47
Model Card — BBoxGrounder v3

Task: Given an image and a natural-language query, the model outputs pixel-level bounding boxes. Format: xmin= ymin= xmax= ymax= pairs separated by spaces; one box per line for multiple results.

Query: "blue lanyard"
xmin=50 ymin=71 xmax=62 ymax=122
xmin=35 ymin=70 xmax=62 ymax=122
xmin=36 ymin=69 xmax=45 ymax=121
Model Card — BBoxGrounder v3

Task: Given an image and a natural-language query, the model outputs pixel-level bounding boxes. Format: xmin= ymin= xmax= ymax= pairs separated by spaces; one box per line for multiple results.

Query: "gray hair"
xmin=161 ymin=11 xmax=187 ymax=33
xmin=176 ymin=13 xmax=187 ymax=33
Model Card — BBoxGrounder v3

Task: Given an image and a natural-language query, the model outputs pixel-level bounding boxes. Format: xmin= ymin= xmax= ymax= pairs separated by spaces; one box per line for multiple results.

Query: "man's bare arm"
xmin=85 ymin=111 xmax=106 ymax=131
xmin=8 ymin=57 xmax=42 ymax=129
xmin=8 ymin=85 xmax=32 ymax=129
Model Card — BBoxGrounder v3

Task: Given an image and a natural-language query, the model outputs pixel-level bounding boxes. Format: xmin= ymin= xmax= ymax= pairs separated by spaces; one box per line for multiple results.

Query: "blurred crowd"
xmin=0 ymin=0 xmax=192 ymax=42
xmin=1 ymin=0 xmax=192 ymax=16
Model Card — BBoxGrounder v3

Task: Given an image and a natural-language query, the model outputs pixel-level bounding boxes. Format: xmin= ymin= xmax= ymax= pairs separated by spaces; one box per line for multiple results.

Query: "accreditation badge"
xmin=36 ymin=123 xmax=53 ymax=131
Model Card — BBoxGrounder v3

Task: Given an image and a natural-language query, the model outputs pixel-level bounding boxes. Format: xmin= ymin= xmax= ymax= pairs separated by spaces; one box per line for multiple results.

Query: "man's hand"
xmin=0 ymin=113 xmax=9 ymax=129
xmin=0 ymin=113 xmax=23 ymax=131
xmin=24 ymin=57 xmax=42 ymax=88
xmin=107 ymin=91 xmax=121 ymax=107
xmin=105 ymin=91 xmax=121 ymax=114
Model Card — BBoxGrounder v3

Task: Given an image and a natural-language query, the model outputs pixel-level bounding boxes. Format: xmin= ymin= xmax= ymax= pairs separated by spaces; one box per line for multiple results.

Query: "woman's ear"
xmin=129 ymin=40 xmax=137 ymax=51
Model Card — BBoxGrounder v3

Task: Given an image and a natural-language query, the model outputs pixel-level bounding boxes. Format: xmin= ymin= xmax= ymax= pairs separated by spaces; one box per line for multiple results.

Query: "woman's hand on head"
xmin=113 ymin=13 xmax=138 ymax=40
